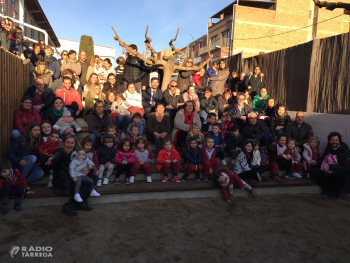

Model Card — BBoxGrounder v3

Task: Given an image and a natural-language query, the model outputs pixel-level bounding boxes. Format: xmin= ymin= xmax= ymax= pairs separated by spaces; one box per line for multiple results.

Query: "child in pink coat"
xmin=114 ymin=138 xmax=136 ymax=185
xmin=303 ymin=137 xmax=324 ymax=176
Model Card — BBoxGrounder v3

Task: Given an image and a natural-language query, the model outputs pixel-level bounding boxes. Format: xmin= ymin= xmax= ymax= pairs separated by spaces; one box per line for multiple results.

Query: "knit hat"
xmin=63 ymin=109 xmax=71 ymax=117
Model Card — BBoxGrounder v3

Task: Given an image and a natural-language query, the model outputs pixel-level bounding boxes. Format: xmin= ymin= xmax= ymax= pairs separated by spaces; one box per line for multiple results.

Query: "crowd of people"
xmin=1 ymin=19 xmax=349 ymax=216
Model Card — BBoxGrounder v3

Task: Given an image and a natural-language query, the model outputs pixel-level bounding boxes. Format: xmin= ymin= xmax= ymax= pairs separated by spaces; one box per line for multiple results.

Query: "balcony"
xmin=210 ymin=38 xmax=231 ymax=51
xmin=198 ymin=46 xmax=208 ymax=56
xmin=191 ymin=52 xmax=195 ymax=58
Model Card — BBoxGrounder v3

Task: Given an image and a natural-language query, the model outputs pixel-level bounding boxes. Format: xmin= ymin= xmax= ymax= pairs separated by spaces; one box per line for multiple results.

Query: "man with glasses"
xmin=228 ymin=93 xmax=252 ymax=131
xmin=163 ymin=81 xmax=184 ymax=118
xmin=23 ymin=77 xmax=54 ymax=117
xmin=242 ymin=112 xmax=273 ymax=146
xmin=79 ymin=50 xmax=90 ymax=86
xmin=177 ymin=58 xmax=195 ymax=93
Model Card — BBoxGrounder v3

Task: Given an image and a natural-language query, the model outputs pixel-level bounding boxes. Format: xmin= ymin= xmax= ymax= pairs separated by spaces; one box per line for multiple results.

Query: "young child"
xmin=0 ymin=159 xmax=34 ymax=215
xmin=185 ymin=123 xmax=205 ymax=148
xmin=127 ymin=125 xmax=139 ymax=148
xmin=81 ymin=136 xmax=98 ymax=176
xmin=69 ymin=148 xmax=100 ymax=202
xmin=225 ymin=126 xmax=243 ymax=164
xmin=272 ymin=133 xmax=295 ymax=180
xmin=95 ymin=135 xmax=117 ymax=186
xmin=261 ymin=144 xmax=282 ymax=183
xmin=114 ymin=138 xmax=136 ymax=185
xmin=202 ymin=113 xmax=217 ymax=134
xmin=130 ymin=136 xmax=154 ymax=183
xmin=156 ymin=139 xmax=181 ymax=183
xmin=250 ymin=139 xmax=261 ymax=168
xmin=53 ymin=109 xmax=81 ymax=136
xmin=182 ymin=137 xmax=203 ymax=181
xmin=303 ymin=137 xmax=324 ymax=177
xmin=126 ymin=112 xmax=145 ymax=136
xmin=107 ymin=124 xmax=120 ymax=148
xmin=201 ymin=136 xmax=221 ymax=182
xmin=111 ymin=94 xmax=130 ymax=124
xmin=208 ymin=123 xmax=227 ymax=165
xmin=8 ymin=26 xmax=30 ymax=64
xmin=284 ymin=138 xmax=304 ymax=178
xmin=95 ymin=59 xmax=104 ymax=83
xmin=217 ymin=112 xmax=233 ymax=137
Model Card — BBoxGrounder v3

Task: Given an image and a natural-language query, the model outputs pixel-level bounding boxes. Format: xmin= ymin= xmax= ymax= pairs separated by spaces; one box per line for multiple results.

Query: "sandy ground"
xmin=0 ymin=194 xmax=350 ymax=263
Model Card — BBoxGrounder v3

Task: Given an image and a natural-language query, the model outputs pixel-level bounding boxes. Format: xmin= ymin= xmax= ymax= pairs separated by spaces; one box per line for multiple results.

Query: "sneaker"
xmin=103 ymin=178 xmax=109 ymax=185
xmin=231 ymin=159 xmax=235 ymax=164
xmin=229 ymin=194 xmax=234 ymax=201
xmin=221 ymin=160 xmax=227 ymax=166
xmin=203 ymin=176 xmax=209 ymax=182
xmin=146 ymin=176 xmax=152 ymax=183
xmin=181 ymin=174 xmax=189 ymax=181
xmin=285 ymin=173 xmax=296 ymax=180
xmin=96 ymin=179 xmax=102 ymax=187
xmin=250 ymin=189 xmax=258 ymax=198
xmin=273 ymin=176 xmax=282 ymax=183
xmin=23 ymin=58 xmax=31 ymax=65
xmin=195 ymin=173 xmax=201 ymax=181
xmin=294 ymin=172 xmax=302 ymax=178
xmin=125 ymin=178 xmax=130 ymax=185
xmin=1 ymin=205 xmax=9 ymax=216
xmin=162 ymin=176 xmax=168 ymax=182
xmin=172 ymin=176 xmax=180 ymax=183
xmin=307 ymin=173 xmax=310 ymax=179
xmin=74 ymin=193 xmax=83 ymax=202
xmin=114 ymin=178 xmax=120 ymax=185
xmin=47 ymin=173 xmax=53 ymax=188
xmin=130 ymin=176 xmax=135 ymax=184
xmin=90 ymin=189 xmax=100 ymax=197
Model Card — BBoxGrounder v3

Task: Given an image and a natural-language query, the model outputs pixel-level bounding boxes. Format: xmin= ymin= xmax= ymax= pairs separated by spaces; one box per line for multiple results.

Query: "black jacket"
xmin=7 ymin=136 xmax=39 ymax=171
xmin=43 ymin=106 xmax=74 ymax=126
xmin=226 ymin=133 xmax=244 ymax=150
xmin=259 ymin=104 xmax=276 ymax=119
xmin=23 ymin=85 xmax=55 ymax=113
xmin=87 ymin=110 xmax=113 ymax=138
xmin=96 ymin=135 xmax=117 ymax=165
xmin=200 ymin=96 xmax=219 ymax=114
xmin=226 ymin=77 xmax=240 ymax=93
xmin=142 ymin=87 xmax=163 ymax=108
xmin=244 ymin=72 xmax=265 ymax=94
xmin=285 ymin=121 xmax=313 ymax=148
xmin=183 ymin=145 xmax=203 ymax=165
xmin=51 ymin=147 xmax=73 ymax=190
xmin=317 ymin=143 xmax=350 ymax=174
xmin=228 ymin=103 xmax=252 ymax=119
xmin=196 ymin=76 xmax=207 ymax=93
xmin=270 ymin=113 xmax=292 ymax=137
xmin=114 ymin=65 xmax=124 ymax=85
xmin=123 ymin=56 xmax=148 ymax=83
xmin=242 ymin=120 xmax=270 ymax=141
xmin=162 ymin=88 xmax=184 ymax=110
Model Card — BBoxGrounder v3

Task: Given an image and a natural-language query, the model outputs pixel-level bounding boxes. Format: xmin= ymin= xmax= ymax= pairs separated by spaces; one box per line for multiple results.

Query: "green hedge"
xmin=79 ymin=35 xmax=94 ymax=61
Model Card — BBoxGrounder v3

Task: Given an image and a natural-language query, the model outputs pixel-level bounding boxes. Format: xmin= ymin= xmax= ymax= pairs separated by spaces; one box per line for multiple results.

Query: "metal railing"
xmin=198 ymin=46 xmax=208 ymax=56
xmin=210 ymin=38 xmax=231 ymax=51
xmin=191 ymin=51 xmax=194 ymax=58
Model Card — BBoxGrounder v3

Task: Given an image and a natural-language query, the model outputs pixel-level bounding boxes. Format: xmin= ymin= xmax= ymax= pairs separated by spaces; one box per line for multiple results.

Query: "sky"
xmin=39 ymin=0 xmax=234 ymax=59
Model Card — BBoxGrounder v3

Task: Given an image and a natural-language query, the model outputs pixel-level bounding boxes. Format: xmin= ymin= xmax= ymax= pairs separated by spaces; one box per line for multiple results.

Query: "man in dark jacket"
xmin=23 ymin=78 xmax=54 ymax=117
xmin=142 ymin=77 xmax=163 ymax=118
xmin=199 ymin=87 xmax=219 ymax=121
xmin=123 ymin=44 xmax=148 ymax=93
xmin=163 ymin=81 xmax=184 ymax=118
xmin=310 ymin=132 xmax=350 ymax=200
xmin=285 ymin=112 xmax=313 ymax=152
xmin=228 ymin=93 xmax=252 ymax=131
xmin=244 ymin=66 xmax=265 ymax=97
xmin=78 ymin=50 xmax=90 ymax=86
xmin=242 ymin=112 xmax=273 ymax=146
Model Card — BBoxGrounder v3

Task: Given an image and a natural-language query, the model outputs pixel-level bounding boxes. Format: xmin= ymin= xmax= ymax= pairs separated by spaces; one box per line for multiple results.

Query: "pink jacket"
xmin=114 ymin=149 xmax=136 ymax=164
xmin=302 ymin=143 xmax=324 ymax=170
xmin=182 ymin=92 xmax=200 ymax=109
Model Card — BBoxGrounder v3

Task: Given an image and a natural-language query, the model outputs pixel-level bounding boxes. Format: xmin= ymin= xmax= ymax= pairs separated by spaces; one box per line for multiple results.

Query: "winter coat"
xmin=114 ymin=65 xmax=124 ymax=84
xmin=146 ymin=113 xmax=172 ymax=135
xmin=44 ymin=55 xmax=60 ymax=80
xmin=102 ymin=66 xmax=116 ymax=82
xmin=185 ymin=131 xmax=205 ymax=147
xmin=228 ymin=103 xmax=252 ymax=119
xmin=210 ymin=68 xmax=230 ymax=96
xmin=123 ymin=90 xmax=142 ymax=108
xmin=84 ymin=91 xmax=106 ymax=121
xmin=0 ymin=169 xmax=28 ymax=191
xmin=182 ymin=92 xmax=200 ymax=109
xmin=242 ymin=120 xmax=270 ymax=142
xmin=69 ymin=151 xmax=95 ymax=178
xmin=233 ymin=151 xmax=251 ymax=174
xmin=30 ymin=67 xmax=53 ymax=86
xmin=55 ymin=86 xmax=83 ymax=111
xmin=208 ymin=131 xmax=226 ymax=148
xmin=60 ymin=58 xmax=81 ymax=75
xmin=142 ymin=87 xmax=163 ymax=108
xmin=24 ymin=84 xmax=55 ymax=113
xmin=226 ymin=133 xmax=244 ymax=150
xmin=127 ymin=119 xmax=146 ymax=135
xmin=200 ymin=95 xmax=219 ymax=114
xmin=115 ymin=149 xmax=136 ymax=164
xmin=111 ymin=100 xmax=130 ymax=116
xmin=226 ymin=77 xmax=240 ymax=93
xmin=201 ymin=146 xmax=217 ymax=164
xmin=258 ymin=104 xmax=276 ymax=119
xmin=96 ymin=135 xmax=118 ymax=165
xmin=302 ymin=143 xmax=324 ymax=170
xmin=162 ymin=88 xmax=184 ymax=110
xmin=51 ymin=146 xmax=73 ymax=190
xmin=218 ymin=170 xmax=244 ymax=201
xmin=285 ymin=121 xmax=314 ymax=148
xmin=171 ymin=109 xmax=202 ymax=140
xmin=196 ymin=76 xmax=207 ymax=93
xmin=38 ymin=138 xmax=61 ymax=155
xmin=79 ymin=59 xmax=90 ymax=85
xmin=244 ymin=72 xmax=265 ymax=94
xmin=284 ymin=148 xmax=301 ymax=162
xmin=49 ymin=78 xmax=64 ymax=94
xmin=177 ymin=70 xmax=194 ymax=92
xmin=156 ymin=147 xmax=181 ymax=171
xmin=201 ymin=121 xmax=213 ymax=133
xmin=123 ymin=55 xmax=148 ymax=83
xmin=87 ymin=110 xmax=113 ymax=138
xmin=43 ymin=106 xmax=74 ymax=127
xmin=30 ymin=53 xmax=44 ymax=67
xmin=252 ymin=94 xmax=269 ymax=111
xmin=53 ymin=118 xmax=81 ymax=133
xmin=8 ymin=37 xmax=23 ymax=56
xmin=13 ymin=107 xmax=42 ymax=135
xmin=316 ymin=142 xmax=350 ymax=174
xmin=183 ymin=145 xmax=203 ymax=165
xmin=7 ymin=136 xmax=39 ymax=170
xmin=206 ymin=67 xmax=216 ymax=88
xmin=270 ymin=112 xmax=292 ymax=137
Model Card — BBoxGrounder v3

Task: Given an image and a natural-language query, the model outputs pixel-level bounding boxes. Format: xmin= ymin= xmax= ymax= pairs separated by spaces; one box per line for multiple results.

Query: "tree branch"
xmin=313 ymin=0 xmax=350 ymax=11
xmin=169 ymin=27 xmax=180 ymax=52
xmin=173 ymin=54 xmax=213 ymax=71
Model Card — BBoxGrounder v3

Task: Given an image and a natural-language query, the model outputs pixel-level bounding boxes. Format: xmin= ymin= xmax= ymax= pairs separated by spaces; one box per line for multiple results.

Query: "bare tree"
xmin=112 ymin=25 xmax=213 ymax=91
xmin=313 ymin=0 xmax=350 ymax=11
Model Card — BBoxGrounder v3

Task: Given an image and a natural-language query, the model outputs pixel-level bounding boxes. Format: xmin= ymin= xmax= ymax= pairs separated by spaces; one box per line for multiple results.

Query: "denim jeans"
xmin=261 ymin=134 xmax=275 ymax=146
xmin=164 ymin=106 xmax=178 ymax=119
xmin=115 ymin=114 xmax=132 ymax=133
xmin=20 ymin=155 xmax=44 ymax=183
xmin=11 ymin=130 xmax=21 ymax=140
xmin=199 ymin=106 xmax=216 ymax=122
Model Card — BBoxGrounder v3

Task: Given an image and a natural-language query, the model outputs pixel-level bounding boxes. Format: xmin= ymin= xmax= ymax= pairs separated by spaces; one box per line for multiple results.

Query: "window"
xmin=211 ymin=35 xmax=218 ymax=42
xmin=30 ymin=19 xmax=34 ymax=39
xmin=221 ymin=30 xmax=231 ymax=46
xmin=222 ymin=30 xmax=230 ymax=39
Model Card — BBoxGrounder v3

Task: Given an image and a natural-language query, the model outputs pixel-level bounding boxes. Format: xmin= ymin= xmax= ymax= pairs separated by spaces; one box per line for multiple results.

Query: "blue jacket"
xmin=183 ymin=145 xmax=203 ymax=165
xmin=208 ymin=131 xmax=226 ymax=148
xmin=226 ymin=133 xmax=243 ymax=150
xmin=45 ymin=56 xmax=61 ymax=81
xmin=127 ymin=118 xmax=146 ymax=135
xmin=206 ymin=67 xmax=216 ymax=87
xmin=96 ymin=135 xmax=117 ymax=165
xmin=7 ymin=136 xmax=38 ymax=170
xmin=228 ymin=103 xmax=252 ymax=119
xmin=142 ymin=87 xmax=163 ymax=108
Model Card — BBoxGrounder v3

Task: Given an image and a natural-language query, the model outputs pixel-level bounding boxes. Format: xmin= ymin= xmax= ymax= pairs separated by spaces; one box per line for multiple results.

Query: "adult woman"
xmin=123 ymin=83 xmax=144 ymax=117
xmin=46 ymin=134 xmax=94 ymax=216
xmin=199 ymin=87 xmax=219 ymax=121
xmin=245 ymin=66 xmax=265 ymax=98
xmin=7 ymin=121 xmax=44 ymax=183
xmin=182 ymin=85 xmax=200 ymax=112
xmin=104 ymin=90 xmax=116 ymax=112
xmin=270 ymin=104 xmax=292 ymax=138
xmin=226 ymin=70 xmax=240 ymax=95
xmin=83 ymin=73 xmax=101 ymax=100
xmin=147 ymin=103 xmax=172 ymax=151
xmin=258 ymin=97 xmax=277 ymax=126
xmin=177 ymin=58 xmax=195 ymax=92
xmin=44 ymin=97 xmax=74 ymax=132
xmin=171 ymin=101 xmax=202 ymax=148
xmin=58 ymin=50 xmax=68 ymax=66
xmin=60 ymin=49 xmax=81 ymax=76
xmin=43 ymin=45 xmax=60 ymax=81
xmin=84 ymin=84 xmax=106 ymax=121
xmin=244 ymin=90 xmax=254 ymax=108
xmin=102 ymin=58 xmax=116 ymax=83
xmin=114 ymin=56 xmax=125 ymax=85
xmin=208 ymin=59 xmax=230 ymax=98
xmin=86 ymin=55 xmax=100 ymax=82
xmin=30 ymin=43 xmax=43 ymax=66
xmin=253 ymin=88 xmax=269 ymax=111
xmin=102 ymin=73 xmax=125 ymax=95
xmin=30 ymin=60 xmax=53 ymax=86
xmin=72 ymin=71 xmax=81 ymax=97
xmin=0 ymin=18 xmax=12 ymax=50
xmin=217 ymin=89 xmax=233 ymax=118
xmin=12 ymin=96 xmax=42 ymax=140
xmin=41 ymin=120 xmax=52 ymax=139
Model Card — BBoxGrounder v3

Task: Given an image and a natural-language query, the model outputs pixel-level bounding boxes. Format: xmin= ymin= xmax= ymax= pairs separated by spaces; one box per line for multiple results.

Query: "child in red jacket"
xmin=127 ymin=125 xmax=139 ymax=149
xmin=217 ymin=112 xmax=233 ymax=138
xmin=0 ymin=159 xmax=34 ymax=215
xmin=114 ymin=138 xmax=136 ymax=185
xmin=213 ymin=167 xmax=245 ymax=202
xmin=201 ymin=136 xmax=221 ymax=182
xmin=156 ymin=139 xmax=181 ymax=183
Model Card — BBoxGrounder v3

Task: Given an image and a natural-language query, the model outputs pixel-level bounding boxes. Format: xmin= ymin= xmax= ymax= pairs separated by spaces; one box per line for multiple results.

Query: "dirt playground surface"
xmin=0 ymin=194 xmax=350 ymax=263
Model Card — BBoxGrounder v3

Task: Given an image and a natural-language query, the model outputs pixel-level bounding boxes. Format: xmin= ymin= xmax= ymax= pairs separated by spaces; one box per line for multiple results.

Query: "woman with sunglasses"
xmin=177 ymin=58 xmax=195 ymax=93
xmin=58 ymin=50 xmax=68 ymax=66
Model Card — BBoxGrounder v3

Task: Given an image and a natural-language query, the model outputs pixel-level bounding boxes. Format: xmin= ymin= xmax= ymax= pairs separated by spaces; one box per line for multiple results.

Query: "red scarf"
xmin=174 ymin=111 xmax=194 ymax=145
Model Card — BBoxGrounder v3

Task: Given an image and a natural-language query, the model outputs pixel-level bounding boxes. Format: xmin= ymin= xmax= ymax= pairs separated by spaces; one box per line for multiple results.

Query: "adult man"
xmin=55 ymin=77 xmax=83 ymax=116
xmin=228 ymin=93 xmax=252 ymax=130
xmin=49 ymin=69 xmax=74 ymax=94
xmin=245 ymin=66 xmax=265 ymax=97
xmin=23 ymin=77 xmax=54 ymax=116
xmin=162 ymin=81 xmax=184 ymax=118
xmin=78 ymin=50 xmax=90 ymax=86
xmin=142 ymin=77 xmax=163 ymax=118
xmin=285 ymin=112 xmax=313 ymax=152
xmin=242 ymin=112 xmax=273 ymax=146
xmin=310 ymin=132 xmax=350 ymax=200
xmin=38 ymin=40 xmax=45 ymax=56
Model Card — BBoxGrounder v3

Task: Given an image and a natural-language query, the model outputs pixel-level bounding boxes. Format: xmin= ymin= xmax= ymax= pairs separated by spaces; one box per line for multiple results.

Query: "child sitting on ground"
xmin=114 ymin=138 xmax=136 ymax=185
xmin=127 ymin=112 xmax=145 ymax=136
xmin=202 ymin=113 xmax=217 ymax=135
xmin=53 ymin=108 xmax=81 ymax=136
xmin=272 ymin=133 xmax=294 ymax=181
xmin=111 ymin=94 xmax=130 ymax=124
xmin=201 ymin=136 xmax=221 ymax=182
xmin=185 ymin=123 xmax=205 ymax=148
xmin=217 ymin=112 xmax=234 ymax=137
xmin=213 ymin=167 xmax=245 ymax=202
xmin=182 ymin=137 xmax=203 ymax=181
xmin=225 ymin=126 xmax=243 ymax=164
xmin=81 ymin=136 xmax=97 ymax=176
xmin=130 ymin=136 xmax=154 ymax=183
xmin=208 ymin=123 xmax=227 ymax=166
xmin=284 ymin=138 xmax=304 ymax=178
xmin=127 ymin=125 xmax=139 ymax=149
xmin=107 ymin=124 xmax=120 ymax=148
xmin=156 ymin=139 xmax=181 ymax=183
xmin=0 ymin=159 xmax=34 ymax=215
xmin=303 ymin=137 xmax=324 ymax=177
xmin=261 ymin=144 xmax=282 ymax=183
xmin=250 ymin=139 xmax=261 ymax=169
xmin=96 ymin=135 xmax=117 ymax=186
xmin=69 ymin=148 xmax=100 ymax=202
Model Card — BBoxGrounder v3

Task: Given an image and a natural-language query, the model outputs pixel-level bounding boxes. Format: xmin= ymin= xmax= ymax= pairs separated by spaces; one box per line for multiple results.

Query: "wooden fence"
xmin=0 ymin=47 xmax=31 ymax=158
